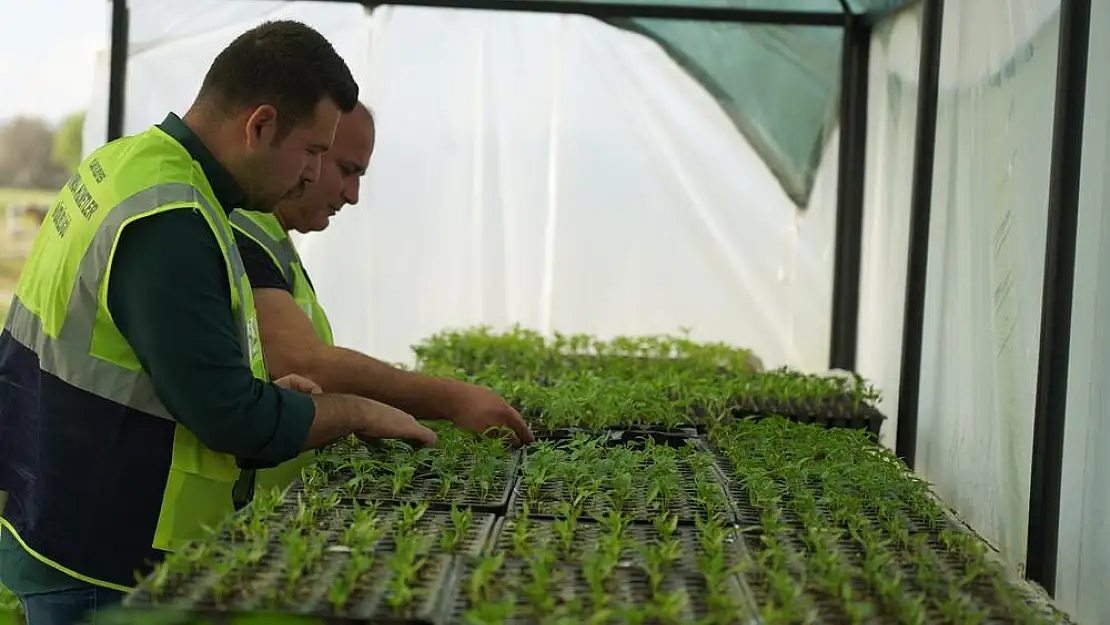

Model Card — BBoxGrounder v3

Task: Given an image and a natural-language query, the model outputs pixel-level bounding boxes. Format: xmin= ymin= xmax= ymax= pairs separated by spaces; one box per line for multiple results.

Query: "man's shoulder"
xmin=230 ymin=210 xmax=290 ymax=246
xmin=234 ymin=228 xmax=294 ymax=292
xmin=83 ymin=128 xmax=207 ymax=211
xmin=233 ymin=226 xmax=268 ymax=256
xmin=115 ymin=209 xmax=223 ymax=268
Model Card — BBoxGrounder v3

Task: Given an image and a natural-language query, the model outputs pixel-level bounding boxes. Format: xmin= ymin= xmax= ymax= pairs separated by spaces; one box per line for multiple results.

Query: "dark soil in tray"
xmin=127 ymin=504 xmax=496 ymax=623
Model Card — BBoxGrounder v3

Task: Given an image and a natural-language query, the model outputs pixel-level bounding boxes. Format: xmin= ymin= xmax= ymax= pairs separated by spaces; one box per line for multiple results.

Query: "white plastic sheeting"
xmin=857 ymin=0 xmax=1061 ymax=568
xmin=83 ymin=2 xmax=373 ymax=155
xmin=299 ymin=6 xmax=843 ymax=372
xmin=862 ymin=1 xmax=1110 ymax=618
xmin=853 ymin=6 xmax=920 ymax=452
xmin=858 ymin=3 xmax=1110 ymax=617
xmin=1056 ymin=0 xmax=1110 ymax=619
xmin=85 ymin=0 xmax=843 ymax=372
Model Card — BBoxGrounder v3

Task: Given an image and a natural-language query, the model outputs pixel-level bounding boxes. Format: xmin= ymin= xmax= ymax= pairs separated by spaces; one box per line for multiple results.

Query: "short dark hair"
xmin=197 ymin=20 xmax=359 ymax=140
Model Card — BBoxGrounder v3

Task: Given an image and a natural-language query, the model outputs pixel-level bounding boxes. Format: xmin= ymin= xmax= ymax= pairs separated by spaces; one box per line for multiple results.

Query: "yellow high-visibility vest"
xmin=0 ymin=125 xmax=269 ymax=590
xmin=231 ymin=209 xmax=334 ymax=494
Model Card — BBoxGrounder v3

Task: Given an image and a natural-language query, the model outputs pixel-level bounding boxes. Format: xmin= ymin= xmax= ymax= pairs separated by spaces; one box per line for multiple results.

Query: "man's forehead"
xmin=331 ymin=112 xmax=375 ymax=164
xmin=338 ymin=108 xmax=374 ymax=138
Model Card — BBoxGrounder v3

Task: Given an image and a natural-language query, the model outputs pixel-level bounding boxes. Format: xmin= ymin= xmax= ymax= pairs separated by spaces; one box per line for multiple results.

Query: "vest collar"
xmin=157 ymin=113 xmax=245 ymax=213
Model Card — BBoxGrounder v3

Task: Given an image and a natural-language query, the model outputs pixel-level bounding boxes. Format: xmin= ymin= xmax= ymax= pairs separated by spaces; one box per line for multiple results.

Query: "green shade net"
xmin=513 ymin=0 xmax=919 ymax=205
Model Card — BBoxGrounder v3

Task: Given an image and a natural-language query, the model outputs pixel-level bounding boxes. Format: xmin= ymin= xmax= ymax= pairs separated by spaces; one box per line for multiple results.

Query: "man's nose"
xmin=342 ymin=178 xmax=361 ymax=206
xmin=303 ymin=154 xmax=322 ymax=184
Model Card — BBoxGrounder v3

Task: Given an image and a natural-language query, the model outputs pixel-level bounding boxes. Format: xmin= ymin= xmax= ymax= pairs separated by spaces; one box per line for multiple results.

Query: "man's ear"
xmin=245 ymin=105 xmax=279 ymax=150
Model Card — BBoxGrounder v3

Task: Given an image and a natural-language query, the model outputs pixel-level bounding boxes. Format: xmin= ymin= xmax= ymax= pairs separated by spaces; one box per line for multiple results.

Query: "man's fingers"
xmin=274 ymin=373 xmax=322 ymax=394
xmin=480 ymin=410 xmax=534 ymax=445
xmin=507 ymin=410 xmax=535 ymax=444
xmin=399 ymin=420 xmax=438 ymax=447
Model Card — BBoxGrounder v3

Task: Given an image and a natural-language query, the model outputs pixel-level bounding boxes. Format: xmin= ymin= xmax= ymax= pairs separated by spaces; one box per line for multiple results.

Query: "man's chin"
xmin=293 ymin=224 xmax=329 ymax=235
xmin=244 ymin=201 xmax=279 ymax=214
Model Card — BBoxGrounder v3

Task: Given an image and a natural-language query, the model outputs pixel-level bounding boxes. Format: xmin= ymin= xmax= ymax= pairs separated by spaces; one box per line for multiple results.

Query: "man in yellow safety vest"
xmin=0 ymin=21 xmax=435 ymax=625
xmin=231 ymin=104 xmax=533 ymax=493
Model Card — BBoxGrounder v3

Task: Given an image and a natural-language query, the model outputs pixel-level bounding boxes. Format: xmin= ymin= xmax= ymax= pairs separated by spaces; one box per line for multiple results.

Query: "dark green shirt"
xmin=0 ymin=113 xmax=316 ymax=594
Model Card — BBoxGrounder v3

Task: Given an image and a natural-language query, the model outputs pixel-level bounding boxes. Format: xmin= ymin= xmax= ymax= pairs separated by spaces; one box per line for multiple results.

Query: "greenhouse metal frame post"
xmin=893 ymin=0 xmax=943 ymax=470
xmin=107 ymin=0 xmax=129 ymax=141
xmin=1025 ymin=0 xmax=1092 ymax=595
xmin=828 ymin=7 xmax=872 ymax=373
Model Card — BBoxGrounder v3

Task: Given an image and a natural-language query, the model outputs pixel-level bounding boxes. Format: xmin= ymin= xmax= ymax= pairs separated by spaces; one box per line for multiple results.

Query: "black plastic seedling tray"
xmin=726 ymin=393 xmax=886 ymax=438
xmin=442 ymin=518 xmax=762 ymax=625
xmin=528 ymin=427 xmax=702 ymax=447
xmin=722 ymin=477 xmax=1065 ymax=625
xmin=529 ymin=422 xmax=702 ymax=440
xmin=527 ymin=426 xmax=598 ymax=441
xmin=211 ymin=502 xmax=498 ymax=557
xmin=126 ymin=504 xmax=496 ymax=624
xmin=606 ymin=427 xmax=700 ymax=446
xmin=445 ymin=559 xmax=758 ymax=625
xmin=507 ymin=431 xmax=734 ymax=524
xmin=289 ymin=450 xmax=521 ymax=514
xmin=102 ymin=606 xmax=435 ymax=625
xmin=486 ymin=516 xmax=747 ymax=561
xmin=125 ymin=553 xmax=454 ymax=624
xmin=540 ymin=428 xmax=702 ymax=447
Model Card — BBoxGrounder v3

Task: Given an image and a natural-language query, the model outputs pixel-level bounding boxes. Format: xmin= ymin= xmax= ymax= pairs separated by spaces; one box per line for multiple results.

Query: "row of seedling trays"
xmin=413 ymin=327 xmax=887 ymax=437
xmin=439 ymin=364 xmax=887 ymax=438
xmin=120 ymin=419 xmax=1068 ymax=625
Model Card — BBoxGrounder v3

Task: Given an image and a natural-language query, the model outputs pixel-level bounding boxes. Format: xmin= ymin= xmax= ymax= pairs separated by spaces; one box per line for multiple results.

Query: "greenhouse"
xmin=1 ymin=0 xmax=1106 ymax=623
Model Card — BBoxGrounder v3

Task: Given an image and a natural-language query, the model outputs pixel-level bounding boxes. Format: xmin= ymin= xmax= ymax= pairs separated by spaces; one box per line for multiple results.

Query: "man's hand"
xmin=274 ymin=373 xmax=323 ymax=395
xmin=354 ymin=399 xmax=438 ymax=447
xmin=449 ymin=382 xmax=535 ymax=444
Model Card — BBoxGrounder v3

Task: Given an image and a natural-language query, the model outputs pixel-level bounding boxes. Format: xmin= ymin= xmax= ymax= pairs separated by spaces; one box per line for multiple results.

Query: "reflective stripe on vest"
xmin=4 ymin=183 xmax=255 ymax=421
xmin=230 ymin=210 xmax=299 ymax=284
xmin=230 ymin=209 xmax=332 ymax=494
xmin=230 ymin=210 xmax=335 ymax=346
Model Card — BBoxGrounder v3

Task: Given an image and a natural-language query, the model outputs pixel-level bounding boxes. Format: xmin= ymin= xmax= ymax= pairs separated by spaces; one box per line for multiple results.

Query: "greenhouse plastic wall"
xmin=296 ymin=7 xmax=846 ymax=372
xmin=867 ymin=0 xmax=1062 ymax=568
xmin=1056 ymin=0 xmax=1110 ymax=618
xmin=856 ymin=0 xmax=1102 ymax=602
